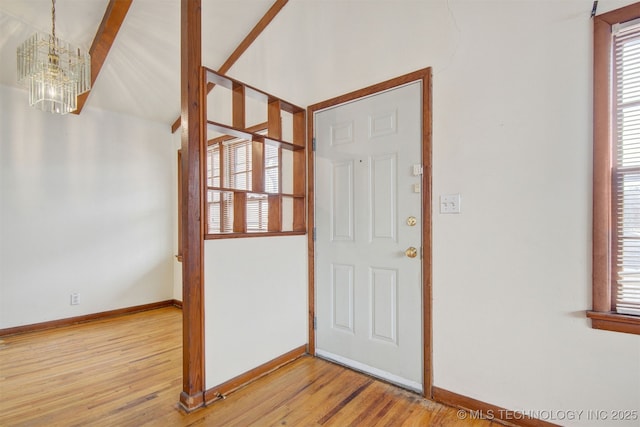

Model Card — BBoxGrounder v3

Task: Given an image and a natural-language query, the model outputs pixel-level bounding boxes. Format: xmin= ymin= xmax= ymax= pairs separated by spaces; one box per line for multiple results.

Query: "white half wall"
xmin=226 ymin=1 xmax=639 ymax=425
xmin=204 ymin=235 xmax=307 ymax=387
xmin=0 ymin=84 xmax=175 ymax=329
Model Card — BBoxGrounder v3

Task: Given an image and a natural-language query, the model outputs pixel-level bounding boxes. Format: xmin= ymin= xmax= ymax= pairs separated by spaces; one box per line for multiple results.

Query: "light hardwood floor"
xmin=0 ymin=307 xmax=500 ymax=426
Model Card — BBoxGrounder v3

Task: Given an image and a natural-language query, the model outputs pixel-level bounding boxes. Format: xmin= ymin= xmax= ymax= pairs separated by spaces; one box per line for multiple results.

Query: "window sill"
xmin=205 ymin=231 xmax=306 ymax=240
xmin=587 ymin=311 xmax=640 ymax=335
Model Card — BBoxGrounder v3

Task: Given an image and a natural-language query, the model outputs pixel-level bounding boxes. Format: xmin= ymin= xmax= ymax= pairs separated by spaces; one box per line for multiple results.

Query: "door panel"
xmin=332 ymin=263 xmax=355 ymax=333
xmin=331 ymin=161 xmax=354 ymax=241
xmin=371 ymin=154 xmax=397 ymax=241
xmin=315 ymin=82 xmax=423 ymax=391
xmin=370 ymin=267 xmax=398 ymax=344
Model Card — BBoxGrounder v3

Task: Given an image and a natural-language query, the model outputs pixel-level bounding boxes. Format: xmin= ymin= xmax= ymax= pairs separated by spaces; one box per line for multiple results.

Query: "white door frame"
xmin=306 ymin=68 xmax=433 ymax=398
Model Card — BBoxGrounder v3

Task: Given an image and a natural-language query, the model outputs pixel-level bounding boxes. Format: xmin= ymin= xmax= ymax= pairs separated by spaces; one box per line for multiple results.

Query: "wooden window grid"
xmin=202 ymin=68 xmax=306 ymax=238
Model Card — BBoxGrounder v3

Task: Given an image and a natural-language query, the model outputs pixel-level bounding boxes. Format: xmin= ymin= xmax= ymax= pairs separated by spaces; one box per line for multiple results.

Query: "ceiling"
xmin=0 ymin=0 xmax=278 ymax=126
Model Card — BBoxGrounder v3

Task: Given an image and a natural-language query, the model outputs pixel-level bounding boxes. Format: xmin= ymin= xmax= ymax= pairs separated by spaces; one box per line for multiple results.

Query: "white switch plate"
xmin=440 ymin=194 xmax=461 ymax=214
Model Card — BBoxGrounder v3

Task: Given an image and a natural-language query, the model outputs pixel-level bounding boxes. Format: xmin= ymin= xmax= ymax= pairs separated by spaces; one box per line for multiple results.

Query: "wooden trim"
xmin=72 ymin=0 xmax=133 ymax=114
xmin=591 ymin=3 xmax=640 ymax=330
xmin=268 ymin=194 xmax=282 ymax=232
xmin=306 ymin=68 xmax=433 ymax=398
xmin=433 ymin=387 xmax=560 ymax=427
xmin=268 ymin=99 xmax=282 ymax=139
xmin=203 ymin=345 xmax=307 ymax=404
xmin=293 ymin=110 xmax=306 ymax=231
xmin=307 ymin=68 xmax=434 ymax=112
xmin=207 ymin=120 xmax=303 ymax=152
xmin=171 ymin=299 xmax=184 ymax=309
xmin=306 ymin=107 xmax=316 ymax=356
xmin=206 ymin=186 xmax=303 ymax=198
xmin=179 ymin=0 xmax=205 ymax=413
xmin=208 ymin=122 xmax=268 ymax=145
xmin=595 ymin=2 xmax=640 ymax=24
xmin=0 ymin=300 xmax=178 ymax=337
xmin=252 ymin=141 xmax=265 ymax=193
xmin=233 ymin=192 xmax=247 ymax=233
xmin=232 ymin=83 xmax=246 ymax=129
xmin=172 ymin=116 xmax=182 ymax=135
xmin=171 ymin=0 xmax=290 ymax=133
xmin=292 ymin=110 xmax=306 ymax=148
xmin=587 ymin=311 xmax=640 ymax=335
xmin=421 ymin=70 xmax=433 ymax=398
xmin=592 ymin=13 xmax=614 ymax=314
xmin=292 ymin=196 xmax=306 ymax=232
xmin=203 ymin=69 xmax=304 ymax=114
xmin=205 ymin=230 xmax=305 ymax=240
xmin=177 ymin=149 xmax=183 ymax=259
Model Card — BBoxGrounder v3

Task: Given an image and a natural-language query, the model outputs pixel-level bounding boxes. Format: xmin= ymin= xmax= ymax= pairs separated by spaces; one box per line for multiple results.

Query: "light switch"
xmin=440 ymin=194 xmax=461 ymax=214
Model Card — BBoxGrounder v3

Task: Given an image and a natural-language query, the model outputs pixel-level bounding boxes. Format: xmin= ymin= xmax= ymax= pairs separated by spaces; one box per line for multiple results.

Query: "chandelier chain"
xmin=51 ymin=0 xmax=56 ymax=39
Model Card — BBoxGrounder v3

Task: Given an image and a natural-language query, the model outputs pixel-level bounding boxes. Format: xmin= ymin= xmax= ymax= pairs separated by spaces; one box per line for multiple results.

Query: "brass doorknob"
xmin=405 ymin=247 xmax=418 ymax=258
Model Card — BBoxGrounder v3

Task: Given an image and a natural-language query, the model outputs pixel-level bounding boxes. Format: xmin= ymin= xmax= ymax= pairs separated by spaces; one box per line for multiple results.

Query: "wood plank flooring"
xmin=0 ymin=307 xmax=500 ymax=426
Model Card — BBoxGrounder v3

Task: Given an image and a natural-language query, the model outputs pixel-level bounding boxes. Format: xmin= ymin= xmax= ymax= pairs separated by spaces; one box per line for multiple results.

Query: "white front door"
xmin=314 ymin=82 xmax=423 ymax=392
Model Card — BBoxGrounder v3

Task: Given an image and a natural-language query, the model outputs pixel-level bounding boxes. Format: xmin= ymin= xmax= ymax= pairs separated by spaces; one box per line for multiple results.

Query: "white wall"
xmin=204 ymin=236 xmax=307 ymax=387
xmin=0 ymin=84 xmax=175 ymax=329
xmin=225 ymin=0 xmax=639 ymax=425
xmin=172 ymin=131 xmax=182 ymax=302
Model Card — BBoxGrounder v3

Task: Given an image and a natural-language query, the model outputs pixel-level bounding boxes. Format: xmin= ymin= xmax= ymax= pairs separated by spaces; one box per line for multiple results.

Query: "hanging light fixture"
xmin=16 ymin=0 xmax=91 ymax=115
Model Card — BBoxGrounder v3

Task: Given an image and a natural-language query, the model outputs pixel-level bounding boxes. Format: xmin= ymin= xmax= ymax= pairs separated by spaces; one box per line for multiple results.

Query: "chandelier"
xmin=16 ymin=0 xmax=91 ymax=115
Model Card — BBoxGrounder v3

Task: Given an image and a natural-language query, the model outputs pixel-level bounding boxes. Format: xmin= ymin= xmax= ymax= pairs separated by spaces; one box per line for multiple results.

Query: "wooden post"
xmin=268 ymin=99 xmax=282 ymax=139
xmin=232 ymin=83 xmax=246 ymax=129
xmin=179 ymin=0 xmax=205 ymax=412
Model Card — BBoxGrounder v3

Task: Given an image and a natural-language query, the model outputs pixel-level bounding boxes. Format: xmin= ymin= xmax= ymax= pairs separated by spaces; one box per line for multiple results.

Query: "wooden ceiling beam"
xmin=72 ymin=0 xmax=133 ymax=115
xmin=171 ymin=0 xmax=289 ymax=133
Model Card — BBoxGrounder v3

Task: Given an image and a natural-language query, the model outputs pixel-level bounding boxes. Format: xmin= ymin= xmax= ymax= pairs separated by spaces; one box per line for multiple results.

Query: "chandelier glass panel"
xmin=17 ymin=0 xmax=91 ymax=114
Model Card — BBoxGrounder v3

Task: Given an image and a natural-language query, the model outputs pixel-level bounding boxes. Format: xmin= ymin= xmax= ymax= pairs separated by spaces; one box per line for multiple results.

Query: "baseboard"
xmin=0 ymin=300 xmax=180 ymax=337
xmin=432 ymin=387 xmax=560 ymax=427
xmin=203 ymin=344 xmax=308 ymax=405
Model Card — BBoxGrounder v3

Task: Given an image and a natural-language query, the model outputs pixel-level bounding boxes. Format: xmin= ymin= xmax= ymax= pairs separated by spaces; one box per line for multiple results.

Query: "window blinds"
xmin=246 ymin=194 xmax=268 ymax=232
xmin=207 ymin=138 xmax=272 ymax=233
xmin=265 ymin=144 xmax=279 ymax=193
xmin=224 ymin=139 xmax=252 ymax=190
xmin=614 ymin=18 xmax=640 ymax=316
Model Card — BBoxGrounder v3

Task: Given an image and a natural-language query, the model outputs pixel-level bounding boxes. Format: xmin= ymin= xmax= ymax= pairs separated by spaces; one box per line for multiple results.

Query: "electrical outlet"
xmin=440 ymin=194 xmax=461 ymax=214
xmin=70 ymin=293 xmax=80 ymax=305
